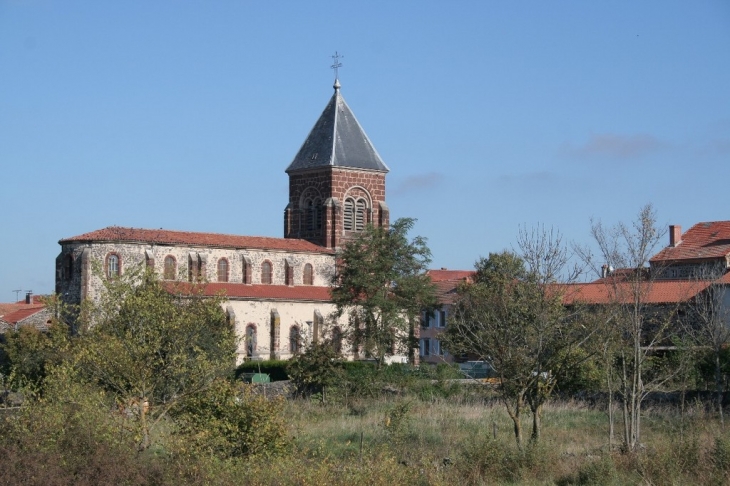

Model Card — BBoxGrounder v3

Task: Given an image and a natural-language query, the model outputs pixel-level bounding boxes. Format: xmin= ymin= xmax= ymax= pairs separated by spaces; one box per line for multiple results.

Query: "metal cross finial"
xmin=331 ymin=51 xmax=343 ymax=80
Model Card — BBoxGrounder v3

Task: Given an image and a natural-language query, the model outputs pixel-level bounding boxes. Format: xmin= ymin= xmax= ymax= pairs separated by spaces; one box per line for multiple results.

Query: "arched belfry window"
xmin=343 ymin=198 xmax=355 ymax=231
xmin=344 ymin=197 xmax=368 ymax=232
xmin=355 ymin=199 xmax=367 ymax=231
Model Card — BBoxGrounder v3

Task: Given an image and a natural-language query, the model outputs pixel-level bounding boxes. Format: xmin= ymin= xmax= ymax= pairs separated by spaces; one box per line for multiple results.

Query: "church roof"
xmin=650 ymin=221 xmax=730 ymax=263
xmin=60 ymin=226 xmax=334 ymax=254
xmin=286 ymin=80 xmax=389 ymax=173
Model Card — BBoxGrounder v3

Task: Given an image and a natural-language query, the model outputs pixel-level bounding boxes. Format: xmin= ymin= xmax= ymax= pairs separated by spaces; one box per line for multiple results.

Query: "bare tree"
xmin=444 ymin=226 xmax=596 ymax=448
xmin=585 ymin=204 xmax=682 ymax=452
xmin=683 ymin=264 xmax=730 ymax=426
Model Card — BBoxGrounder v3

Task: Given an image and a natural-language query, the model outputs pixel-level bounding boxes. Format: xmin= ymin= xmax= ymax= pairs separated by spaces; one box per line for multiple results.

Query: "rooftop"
xmin=286 ymin=81 xmax=389 ymax=173
xmin=60 ymin=226 xmax=334 ymax=254
xmin=651 ymin=221 xmax=730 ymax=263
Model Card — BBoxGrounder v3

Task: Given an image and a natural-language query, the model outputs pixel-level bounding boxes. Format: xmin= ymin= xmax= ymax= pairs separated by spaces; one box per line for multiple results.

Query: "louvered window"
xmin=355 ymin=199 xmax=366 ymax=231
xmin=343 ymin=199 xmax=354 ymax=231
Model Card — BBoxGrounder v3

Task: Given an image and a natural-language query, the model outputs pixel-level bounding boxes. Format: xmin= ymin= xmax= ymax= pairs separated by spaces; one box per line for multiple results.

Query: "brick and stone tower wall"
xmin=284 ymin=167 xmax=388 ymax=249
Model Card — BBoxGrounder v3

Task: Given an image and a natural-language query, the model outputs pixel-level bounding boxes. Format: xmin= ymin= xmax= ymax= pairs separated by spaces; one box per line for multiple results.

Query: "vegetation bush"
xmin=286 ymin=341 xmax=344 ymax=400
xmin=173 ymin=378 xmax=290 ymax=458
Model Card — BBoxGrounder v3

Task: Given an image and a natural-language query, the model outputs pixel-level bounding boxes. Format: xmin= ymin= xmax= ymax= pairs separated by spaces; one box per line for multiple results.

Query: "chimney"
xmin=669 ymin=225 xmax=682 ymax=247
xmin=25 ymin=291 xmax=33 ymax=304
xmin=601 ymin=264 xmax=608 ymax=278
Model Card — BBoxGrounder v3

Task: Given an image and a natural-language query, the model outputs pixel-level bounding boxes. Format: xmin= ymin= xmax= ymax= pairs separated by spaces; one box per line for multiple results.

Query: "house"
xmin=0 ymin=292 xmax=50 ymax=334
xmin=417 ymin=221 xmax=730 ymax=365
xmin=55 ymin=77 xmax=394 ymax=364
xmin=419 ymin=269 xmax=474 ymax=364
xmin=564 ymin=222 xmax=730 ymax=319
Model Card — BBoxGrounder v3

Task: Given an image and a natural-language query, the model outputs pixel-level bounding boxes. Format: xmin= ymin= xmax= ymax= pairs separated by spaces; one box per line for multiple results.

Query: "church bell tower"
xmin=284 ymin=67 xmax=389 ymax=250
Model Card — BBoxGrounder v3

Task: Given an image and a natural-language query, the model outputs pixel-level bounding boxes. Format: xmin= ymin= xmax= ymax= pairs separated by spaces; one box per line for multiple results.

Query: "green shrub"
xmin=287 ymin=341 xmax=345 ymax=400
xmin=173 ymin=378 xmax=291 ymax=458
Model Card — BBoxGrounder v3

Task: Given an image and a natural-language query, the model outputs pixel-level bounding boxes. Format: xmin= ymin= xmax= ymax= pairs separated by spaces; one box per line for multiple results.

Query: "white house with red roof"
xmin=419 ymin=269 xmax=474 ymax=364
xmin=55 ymin=78 xmax=392 ymax=364
xmin=564 ymin=222 xmax=730 ymax=313
xmin=418 ymin=222 xmax=730 ymax=365
xmin=0 ymin=293 xmax=51 ymax=334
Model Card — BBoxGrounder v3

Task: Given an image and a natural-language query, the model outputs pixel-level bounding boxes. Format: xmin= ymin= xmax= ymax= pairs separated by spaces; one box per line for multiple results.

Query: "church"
xmin=55 ymin=76 xmax=390 ymax=364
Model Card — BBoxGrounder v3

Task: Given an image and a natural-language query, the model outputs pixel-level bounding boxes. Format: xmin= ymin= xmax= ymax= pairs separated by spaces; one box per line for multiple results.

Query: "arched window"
xmin=305 ymin=199 xmax=315 ymax=231
xmin=188 ymin=255 xmax=201 ymax=282
xmin=164 ymin=256 xmax=176 ymax=280
xmin=343 ymin=198 xmax=354 ymax=231
xmin=355 ymin=199 xmax=367 ymax=231
xmin=311 ymin=198 xmax=322 ymax=230
xmin=217 ymin=258 xmax=229 ymax=282
xmin=261 ymin=261 xmax=272 ymax=284
xmin=332 ymin=326 xmax=342 ymax=354
xmin=106 ymin=253 xmax=120 ymax=279
xmin=242 ymin=257 xmax=252 ymax=284
xmin=289 ymin=326 xmax=300 ymax=355
xmin=246 ymin=325 xmax=257 ymax=358
xmin=303 ymin=263 xmax=314 ymax=286
xmin=284 ymin=260 xmax=294 ymax=286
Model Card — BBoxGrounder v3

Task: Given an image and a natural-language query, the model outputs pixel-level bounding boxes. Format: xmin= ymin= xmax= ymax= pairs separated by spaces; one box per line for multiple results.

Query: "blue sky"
xmin=1 ymin=1 xmax=729 ymax=298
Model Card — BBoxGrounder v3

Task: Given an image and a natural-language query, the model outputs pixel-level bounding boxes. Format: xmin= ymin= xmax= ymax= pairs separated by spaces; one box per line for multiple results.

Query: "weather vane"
xmin=331 ymin=51 xmax=343 ymax=80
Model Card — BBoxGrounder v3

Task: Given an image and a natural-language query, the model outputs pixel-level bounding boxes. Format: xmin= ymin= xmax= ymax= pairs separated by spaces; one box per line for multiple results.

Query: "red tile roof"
xmin=164 ymin=282 xmax=332 ymax=302
xmin=426 ymin=269 xmax=475 ymax=305
xmin=651 ymin=221 xmax=730 ymax=263
xmin=1 ymin=306 xmax=47 ymax=325
xmin=0 ymin=302 xmax=45 ymax=318
xmin=560 ymin=279 xmax=715 ymax=305
xmin=60 ymin=226 xmax=334 ymax=254
xmin=427 ymin=269 xmax=475 ymax=282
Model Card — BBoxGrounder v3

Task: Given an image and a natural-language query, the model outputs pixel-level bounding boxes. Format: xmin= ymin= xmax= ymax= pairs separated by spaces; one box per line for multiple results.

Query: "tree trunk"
xmin=530 ymin=403 xmax=542 ymax=442
xmin=505 ymin=395 xmax=524 ymax=450
xmin=716 ymin=350 xmax=725 ymax=428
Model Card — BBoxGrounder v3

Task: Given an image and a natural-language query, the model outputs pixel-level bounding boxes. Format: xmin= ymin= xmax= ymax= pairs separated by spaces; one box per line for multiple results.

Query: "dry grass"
xmin=282 ymin=394 xmax=730 ymax=485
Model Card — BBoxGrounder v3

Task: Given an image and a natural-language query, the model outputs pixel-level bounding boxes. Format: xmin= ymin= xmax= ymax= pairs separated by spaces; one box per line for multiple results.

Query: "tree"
xmin=75 ymin=267 xmax=238 ymax=450
xmin=584 ymin=204 xmax=680 ymax=452
xmin=330 ymin=218 xmax=437 ymax=367
xmin=683 ymin=264 xmax=730 ymax=426
xmin=287 ymin=339 xmax=344 ymax=402
xmin=444 ymin=228 xmax=595 ymax=449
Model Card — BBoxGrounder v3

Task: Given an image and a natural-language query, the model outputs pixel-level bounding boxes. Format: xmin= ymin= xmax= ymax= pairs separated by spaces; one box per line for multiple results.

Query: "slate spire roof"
xmin=286 ymin=80 xmax=389 ymax=173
